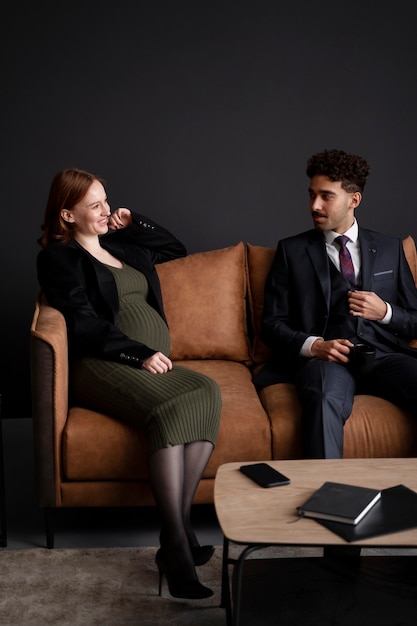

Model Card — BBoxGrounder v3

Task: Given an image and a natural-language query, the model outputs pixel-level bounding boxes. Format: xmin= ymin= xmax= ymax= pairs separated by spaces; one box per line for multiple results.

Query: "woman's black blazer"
xmin=37 ymin=212 xmax=186 ymax=368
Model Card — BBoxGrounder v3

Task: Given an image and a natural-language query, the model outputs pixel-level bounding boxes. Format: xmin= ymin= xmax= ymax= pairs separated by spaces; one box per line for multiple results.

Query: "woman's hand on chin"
xmin=108 ymin=208 xmax=132 ymax=230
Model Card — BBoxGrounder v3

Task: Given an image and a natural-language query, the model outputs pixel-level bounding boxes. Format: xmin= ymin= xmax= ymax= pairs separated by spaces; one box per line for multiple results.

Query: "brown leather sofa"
xmin=30 ymin=238 xmax=417 ymax=547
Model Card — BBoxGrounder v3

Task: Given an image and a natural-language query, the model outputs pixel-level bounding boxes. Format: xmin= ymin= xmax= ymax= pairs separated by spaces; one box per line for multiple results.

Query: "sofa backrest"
xmin=31 ymin=236 xmax=417 ymax=396
xmin=246 ymin=236 xmax=417 ymax=366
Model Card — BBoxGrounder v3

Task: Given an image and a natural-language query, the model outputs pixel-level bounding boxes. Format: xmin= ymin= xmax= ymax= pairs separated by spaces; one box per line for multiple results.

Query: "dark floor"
xmin=3 ymin=419 xmax=417 ymax=626
xmin=0 ymin=417 xmax=223 ymax=551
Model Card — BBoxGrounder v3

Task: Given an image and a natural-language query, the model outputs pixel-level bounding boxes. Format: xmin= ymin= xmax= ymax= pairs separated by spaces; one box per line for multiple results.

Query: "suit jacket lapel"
xmin=305 ymin=229 xmax=379 ymax=311
xmin=307 ymin=232 xmax=331 ymax=310
xmin=359 ymin=230 xmax=378 ymax=290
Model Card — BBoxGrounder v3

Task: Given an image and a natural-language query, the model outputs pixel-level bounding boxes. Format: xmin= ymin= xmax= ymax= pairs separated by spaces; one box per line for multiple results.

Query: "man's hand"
xmin=311 ymin=338 xmax=354 ymax=363
xmin=142 ymin=352 xmax=173 ymax=374
xmin=347 ymin=290 xmax=388 ymax=320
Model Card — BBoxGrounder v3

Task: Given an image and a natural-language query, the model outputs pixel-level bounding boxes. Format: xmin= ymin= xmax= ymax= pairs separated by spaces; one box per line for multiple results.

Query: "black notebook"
xmin=297 ymin=481 xmax=381 ymax=525
xmin=315 ymin=484 xmax=417 ymax=542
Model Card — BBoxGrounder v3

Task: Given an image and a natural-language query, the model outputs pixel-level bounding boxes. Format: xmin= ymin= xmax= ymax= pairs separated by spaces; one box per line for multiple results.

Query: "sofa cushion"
xmin=258 ymin=383 xmax=303 ymax=459
xmin=62 ymin=360 xmax=272 ymax=481
xmin=62 ymin=407 xmax=149 ymax=481
xmin=259 ymin=382 xmax=417 ymax=459
xmin=156 ymin=242 xmax=251 ymax=362
xmin=176 ymin=360 xmax=272 ymax=475
xmin=343 ymin=394 xmax=417 ymax=457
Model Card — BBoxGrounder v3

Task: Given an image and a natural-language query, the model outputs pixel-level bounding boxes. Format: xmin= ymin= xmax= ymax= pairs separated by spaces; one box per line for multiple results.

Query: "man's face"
xmin=308 ymin=175 xmax=361 ymax=233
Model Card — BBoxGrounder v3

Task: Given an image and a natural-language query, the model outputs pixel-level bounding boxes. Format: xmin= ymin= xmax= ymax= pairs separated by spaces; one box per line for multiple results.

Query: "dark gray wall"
xmin=2 ymin=1 xmax=417 ymax=417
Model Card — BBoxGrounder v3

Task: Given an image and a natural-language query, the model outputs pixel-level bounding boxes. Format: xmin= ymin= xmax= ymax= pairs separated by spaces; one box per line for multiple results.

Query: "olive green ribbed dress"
xmin=71 ymin=264 xmax=221 ymax=455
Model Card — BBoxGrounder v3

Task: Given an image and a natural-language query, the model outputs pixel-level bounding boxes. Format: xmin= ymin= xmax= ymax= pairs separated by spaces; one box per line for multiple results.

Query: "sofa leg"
xmin=45 ymin=508 xmax=54 ymax=549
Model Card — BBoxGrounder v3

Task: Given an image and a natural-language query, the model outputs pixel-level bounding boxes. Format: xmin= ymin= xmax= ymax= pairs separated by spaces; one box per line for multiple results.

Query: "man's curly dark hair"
xmin=306 ymin=149 xmax=370 ymax=194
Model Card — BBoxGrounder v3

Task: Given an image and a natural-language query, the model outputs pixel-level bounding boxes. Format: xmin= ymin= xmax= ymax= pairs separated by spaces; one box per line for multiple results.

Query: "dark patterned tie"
xmin=335 ymin=235 xmax=355 ymax=286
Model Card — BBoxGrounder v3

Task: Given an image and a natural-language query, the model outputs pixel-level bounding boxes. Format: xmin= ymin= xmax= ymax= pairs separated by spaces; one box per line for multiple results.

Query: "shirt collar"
xmin=325 ymin=218 xmax=358 ymax=246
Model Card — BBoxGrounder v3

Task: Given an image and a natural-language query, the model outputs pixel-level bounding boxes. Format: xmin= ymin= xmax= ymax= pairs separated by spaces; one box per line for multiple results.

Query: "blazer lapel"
xmin=93 ymin=260 xmax=120 ymax=320
xmin=71 ymin=240 xmax=120 ymax=320
xmin=359 ymin=230 xmax=378 ymax=289
xmin=307 ymin=232 xmax=331 ymax=310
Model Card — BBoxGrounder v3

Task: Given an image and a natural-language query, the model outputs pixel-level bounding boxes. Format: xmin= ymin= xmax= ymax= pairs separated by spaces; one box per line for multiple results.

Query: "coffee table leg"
xmin=221 ymin=539 xmax=273 ymax=626
xmin=220 ymin=536 xmax=232 ymax=624
xmin=231 ymin=544 xmax=265 ymax=626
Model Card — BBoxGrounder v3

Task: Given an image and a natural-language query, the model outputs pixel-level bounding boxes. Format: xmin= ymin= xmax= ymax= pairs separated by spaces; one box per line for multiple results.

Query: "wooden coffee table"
xmin=214 ymin=458 xmax=417 ymax=625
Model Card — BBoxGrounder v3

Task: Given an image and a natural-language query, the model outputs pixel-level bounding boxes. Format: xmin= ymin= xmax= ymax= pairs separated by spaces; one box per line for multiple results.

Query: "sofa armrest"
xmin=30 ymin=297 xmax=69 ymax=507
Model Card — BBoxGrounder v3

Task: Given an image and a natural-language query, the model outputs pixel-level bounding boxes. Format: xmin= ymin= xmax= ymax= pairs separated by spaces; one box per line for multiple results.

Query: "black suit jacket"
xmin=255 ymin=227 xmax=417 ymax=386
xmin=37 ymin=212 xmax=186 ymax=368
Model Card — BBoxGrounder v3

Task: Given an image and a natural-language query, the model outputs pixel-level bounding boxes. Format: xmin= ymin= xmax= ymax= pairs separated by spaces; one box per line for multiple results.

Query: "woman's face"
xmin=61 ymin=180 xmax=111 ymax=237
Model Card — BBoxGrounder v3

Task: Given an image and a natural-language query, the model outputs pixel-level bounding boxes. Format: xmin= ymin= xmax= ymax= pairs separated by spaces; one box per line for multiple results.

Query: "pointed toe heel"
xmin=191 ymin=545 xmax=215 ymax=566
xmin=155 ymin=549 xmax=213 ymax=599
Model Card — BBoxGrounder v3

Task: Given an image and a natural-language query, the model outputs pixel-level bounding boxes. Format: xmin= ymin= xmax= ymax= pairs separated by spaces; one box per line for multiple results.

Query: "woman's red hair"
xmin=39 ymin=168 xmax=104 ymax=248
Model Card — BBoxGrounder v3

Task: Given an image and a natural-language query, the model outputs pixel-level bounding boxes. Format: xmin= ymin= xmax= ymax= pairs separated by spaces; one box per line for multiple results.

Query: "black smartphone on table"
xmin=240 ymin=463 xmax=291 ymax=488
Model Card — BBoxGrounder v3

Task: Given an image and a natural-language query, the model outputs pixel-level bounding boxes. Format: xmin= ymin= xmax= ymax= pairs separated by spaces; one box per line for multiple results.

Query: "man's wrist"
xmin=301 ymin=336 xmax=323 ymax=357
xmin=379 ymin=301 xmax=392 ymax=324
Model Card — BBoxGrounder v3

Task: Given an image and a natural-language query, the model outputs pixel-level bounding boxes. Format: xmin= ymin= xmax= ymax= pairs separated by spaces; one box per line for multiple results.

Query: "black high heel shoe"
xmin=191 ymin=545 xmax=215 ymax=566
xmin=159 ymin=530 xmax=215 ymax=566
xmin=155 ymin=549 xmax=214 ymax=599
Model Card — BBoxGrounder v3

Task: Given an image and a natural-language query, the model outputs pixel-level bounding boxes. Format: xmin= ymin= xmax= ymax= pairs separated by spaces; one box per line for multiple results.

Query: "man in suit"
xmin=256 ymin=149 xmax=417 ymax=458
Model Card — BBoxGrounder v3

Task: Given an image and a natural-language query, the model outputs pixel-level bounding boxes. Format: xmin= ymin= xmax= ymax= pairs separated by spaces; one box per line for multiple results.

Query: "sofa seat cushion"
xmin=62 ymin=360 xmax=271 ymax=481
xmin=343 ymin=395 xmax=417 ymax=458
xmin=62 ymin=408 xmax=149 ymax=481
xmin=258 ymin=383 xmax=303 ymax=459
xmin=260 ymin=382 xmax=417 ymax=459
xmin=175 ymin=360 xmax=272 ymax=475
xmin=156 ymin=242 xmax=251 ymax=363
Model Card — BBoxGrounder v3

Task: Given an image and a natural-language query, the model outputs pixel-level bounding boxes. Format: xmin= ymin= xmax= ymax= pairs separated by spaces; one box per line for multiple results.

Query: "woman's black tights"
xmin=148 ymin=441 xmax=214 ymax=580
